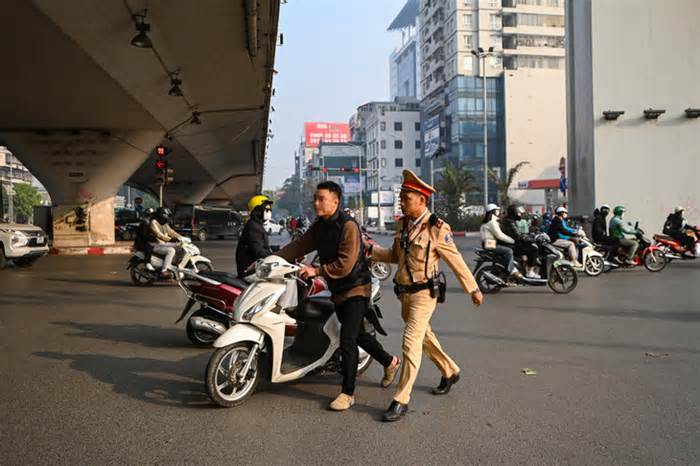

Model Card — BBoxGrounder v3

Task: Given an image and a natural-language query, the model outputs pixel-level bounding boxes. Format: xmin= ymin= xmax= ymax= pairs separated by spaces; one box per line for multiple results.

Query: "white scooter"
xmin=128 ymin=237 xmax=212 ymax=285
xmin=576 ymin=230 xmax=605 ymax=277
xmin=205 ymin=255 xmax=382 ymax=408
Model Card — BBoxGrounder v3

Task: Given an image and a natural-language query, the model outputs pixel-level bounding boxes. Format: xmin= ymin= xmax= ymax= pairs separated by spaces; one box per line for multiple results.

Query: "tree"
xmin=11 ymin=183 xmax=42 ymax=222
xmin=275 ymin=175 xmax=314 ymax=217
xmin=488 ymin=161 xmax=530 ymax=207
xmin=435 ymin=163 xmax=481 ymax=228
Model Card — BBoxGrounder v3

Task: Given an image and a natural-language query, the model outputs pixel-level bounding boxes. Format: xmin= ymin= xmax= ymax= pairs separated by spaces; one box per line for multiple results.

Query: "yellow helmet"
xmin=247 ymin=194 xmax=272 ymax=213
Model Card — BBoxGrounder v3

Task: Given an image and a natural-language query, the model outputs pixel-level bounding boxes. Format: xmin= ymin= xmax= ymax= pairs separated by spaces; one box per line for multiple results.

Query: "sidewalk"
xmin=49 ymin=242 xmax=133 ymax=256
xmin=365 ymin=227 xmax=479 ymax=238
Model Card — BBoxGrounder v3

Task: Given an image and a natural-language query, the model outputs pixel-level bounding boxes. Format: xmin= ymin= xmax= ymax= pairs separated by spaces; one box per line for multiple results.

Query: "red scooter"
xmin=175 ymin=268 xmax=329 ymax=347
xmin=653 ymin=226 xmax=699 ymax=263
xmin=596 ymin=222 xmax=667 ymax=272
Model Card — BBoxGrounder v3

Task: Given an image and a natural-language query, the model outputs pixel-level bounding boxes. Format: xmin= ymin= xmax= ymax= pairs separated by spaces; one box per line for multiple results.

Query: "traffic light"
xmin=155 ymin=160 xmax=174 ymax=185
xmin=155 ymin=159 xmax=166 ymax=170
xmin=155 ymin=144 xmax=170 ymax=157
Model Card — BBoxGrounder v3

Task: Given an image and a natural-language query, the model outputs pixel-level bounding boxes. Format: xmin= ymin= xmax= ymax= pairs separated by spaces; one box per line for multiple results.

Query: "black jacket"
xmin=663 ymin=213 xmax=684 ymax=236
xmin=312 ymin=210 xmax=372 ymax=294
xmin=592 ymin=209 xmax=610 ymax=244
xmin=500 ymin=217 xmax=522 ymax=243
xmin=236 ymin=217 xmax=272 ymax=276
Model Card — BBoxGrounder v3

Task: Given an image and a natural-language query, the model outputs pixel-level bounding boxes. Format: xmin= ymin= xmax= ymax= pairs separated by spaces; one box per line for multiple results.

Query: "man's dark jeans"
xmin=336 ymin=296 xmax=393 ymax=396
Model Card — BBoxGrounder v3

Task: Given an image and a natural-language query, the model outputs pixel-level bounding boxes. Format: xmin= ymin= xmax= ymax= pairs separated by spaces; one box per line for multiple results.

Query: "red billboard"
xmin=304 ymin=122 xmax=350 ymax=148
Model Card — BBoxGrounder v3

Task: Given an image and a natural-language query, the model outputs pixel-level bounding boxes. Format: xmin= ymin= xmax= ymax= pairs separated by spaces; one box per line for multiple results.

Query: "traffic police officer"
xmin=369 ymin=169 xmax=484 ymax=422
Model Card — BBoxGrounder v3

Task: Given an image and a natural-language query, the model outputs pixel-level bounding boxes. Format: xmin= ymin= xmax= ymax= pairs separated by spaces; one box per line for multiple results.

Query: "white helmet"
xmin=675 ymin=206 xmax=685 ymax=213
xmin=555 ymin=206 xmax=568 ymax=214
xmin=600 ymin=204 xmax=611 ymax=210
xmin=486 ymin=203 xmax=500 ymax=213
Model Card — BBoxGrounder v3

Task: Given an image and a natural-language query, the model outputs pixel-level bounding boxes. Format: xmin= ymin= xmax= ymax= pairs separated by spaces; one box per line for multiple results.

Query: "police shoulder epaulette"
xmin=429 ymin=214 xmax=444 ymax=228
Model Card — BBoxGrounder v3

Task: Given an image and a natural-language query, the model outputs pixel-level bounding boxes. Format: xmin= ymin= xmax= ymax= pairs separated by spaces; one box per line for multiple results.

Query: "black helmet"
xmin=144 ymin=207 xmax=155 ymax=218
xmin=155 ymin=207 xmax=171 ymax=224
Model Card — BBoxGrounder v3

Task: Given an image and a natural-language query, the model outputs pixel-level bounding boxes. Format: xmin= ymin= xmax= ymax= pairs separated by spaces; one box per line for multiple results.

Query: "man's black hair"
xmin=316 ymin=181 xmax=343 ymax=200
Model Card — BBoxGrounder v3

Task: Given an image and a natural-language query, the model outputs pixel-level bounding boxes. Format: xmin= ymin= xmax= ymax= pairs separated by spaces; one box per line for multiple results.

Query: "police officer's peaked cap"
xmin=401 ymin=169 xmax=435 ymax=198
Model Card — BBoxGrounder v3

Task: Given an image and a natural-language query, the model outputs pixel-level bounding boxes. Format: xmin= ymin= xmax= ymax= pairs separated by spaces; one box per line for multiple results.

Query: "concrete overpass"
xmin=0 ymin=0 xmax=280 ymax=246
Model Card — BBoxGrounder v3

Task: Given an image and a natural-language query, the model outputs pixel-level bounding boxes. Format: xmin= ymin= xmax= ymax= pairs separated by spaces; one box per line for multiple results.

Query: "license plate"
xmin=37 ymin=236 xmax=45 ymax=244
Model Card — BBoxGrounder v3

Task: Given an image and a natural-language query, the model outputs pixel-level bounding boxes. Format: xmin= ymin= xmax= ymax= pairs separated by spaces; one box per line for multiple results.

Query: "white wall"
xmin=504 ymin=68 xmax=567 ymax=206
xmin=568 ymin=0 xmax=700 ymax=229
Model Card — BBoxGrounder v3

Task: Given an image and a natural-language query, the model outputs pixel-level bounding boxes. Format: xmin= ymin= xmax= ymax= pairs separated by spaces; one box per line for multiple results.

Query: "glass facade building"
xmin=421 ymin=75 xmax=505 ymax=204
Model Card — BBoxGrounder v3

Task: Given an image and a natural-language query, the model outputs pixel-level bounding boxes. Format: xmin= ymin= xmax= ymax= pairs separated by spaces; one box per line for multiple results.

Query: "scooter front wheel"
xmin=584 ymin=255 xmax=605 ymax=277
xmin=643 ymin=249 xmax=667 ymax=273
xmin=206 ymin=343 xmax=260 ymax=408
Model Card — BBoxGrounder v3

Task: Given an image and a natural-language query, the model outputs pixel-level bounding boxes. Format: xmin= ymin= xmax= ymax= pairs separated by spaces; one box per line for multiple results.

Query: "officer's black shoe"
xmin=432 ymin=372 xmax=460 ymax=395
xmin=382 ymin=401 xmax=408 ymax=422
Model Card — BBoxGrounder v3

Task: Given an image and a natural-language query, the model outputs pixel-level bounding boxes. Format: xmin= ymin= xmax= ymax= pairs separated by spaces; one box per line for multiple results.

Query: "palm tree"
xmin=435 ymin=162 xmax=481 ymax=227
xmin=488 ymin=161 xmax=530 ymax=207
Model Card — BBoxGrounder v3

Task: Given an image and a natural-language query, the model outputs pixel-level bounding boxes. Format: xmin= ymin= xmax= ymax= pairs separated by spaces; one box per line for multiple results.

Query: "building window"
xmin=395 ymin=158 xmax=403 ymax=168
xmin=489 ymin=0 xmax=499 ymax=7
xmin=416 ymin=158 xmax=421 ymax=167
xmin=381 ymin=140 xmax=386 ymax=149
xmin=394 ymin=140 xmax=403 ymax=149
xmin=463 ymin=0 xmax=471 ymax=6
xmin=415 ymin=140 xmax=421 ymax=149
xmin=464 ymin=56 xmax=473 ymax=72
xmin=394 ymin=121 xmax=403 ymax=131
xmin=490 ymin=14 xmax=500 ymax=29
xmin=462 ymin=14 xmax=472 ymax=27
xmin=415 ymin=121 xmax=421 ymax=131
xmin=464 ymin=34 xmax=472 ymax=49
xmin=381 ymin=158 xmax=387 ymax=168
xmin=380 ymin=121 xmax=386 ymax=131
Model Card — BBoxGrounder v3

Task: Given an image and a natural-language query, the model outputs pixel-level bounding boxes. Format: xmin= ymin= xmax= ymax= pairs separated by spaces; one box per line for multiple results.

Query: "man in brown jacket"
xmin=277 ymin=181 xmax=400 ymax=412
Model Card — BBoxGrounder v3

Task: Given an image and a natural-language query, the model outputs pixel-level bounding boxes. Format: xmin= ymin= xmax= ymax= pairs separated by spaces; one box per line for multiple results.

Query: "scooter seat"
xmin=295 ymin=297 xmax=335 ymax=321
xmin=198 ymin=270 xmax=248 ymax=289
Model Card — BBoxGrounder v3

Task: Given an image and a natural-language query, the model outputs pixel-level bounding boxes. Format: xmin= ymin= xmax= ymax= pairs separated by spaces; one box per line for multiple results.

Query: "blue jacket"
xmin=549 ymin=216 xmax=578 ymax=240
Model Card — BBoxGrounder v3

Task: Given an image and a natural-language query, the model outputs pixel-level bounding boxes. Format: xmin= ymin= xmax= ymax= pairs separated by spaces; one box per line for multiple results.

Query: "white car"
xmin=0 ymin=223 xmax=50 ymax=269
xmin=264 ymin=220 xmax=283 ymax=235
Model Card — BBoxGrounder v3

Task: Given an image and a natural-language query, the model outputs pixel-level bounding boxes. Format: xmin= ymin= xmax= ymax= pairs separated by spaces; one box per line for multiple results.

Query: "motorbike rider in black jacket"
xmin=592 ymin=204 xmax=618 ymax=247
xmin=236 ymin=195 xmax=275 ymax=277
xmin=501 ymin=205 xmax=540 ymax=278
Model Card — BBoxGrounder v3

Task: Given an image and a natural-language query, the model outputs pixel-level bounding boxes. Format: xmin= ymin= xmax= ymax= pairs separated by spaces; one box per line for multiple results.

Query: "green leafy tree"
xmin=435 ymin=163 xmax=481 ymax=228
xmin=488 ymin=161 xmax=530 ymax=207
xmin=276 ymin=175 xmax=315 ymax=217
xmin=11 ymin=183 xmax=42 ymax=222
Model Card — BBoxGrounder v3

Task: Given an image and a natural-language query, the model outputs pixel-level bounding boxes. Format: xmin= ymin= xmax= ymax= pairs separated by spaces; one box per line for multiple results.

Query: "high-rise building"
xmin=389 ymin=0 xmax=421 ymax=100
xmin=418 ymin=0 xmax=565 ymax=205
xmin=350 ymin=98 xmax=421 ymax=225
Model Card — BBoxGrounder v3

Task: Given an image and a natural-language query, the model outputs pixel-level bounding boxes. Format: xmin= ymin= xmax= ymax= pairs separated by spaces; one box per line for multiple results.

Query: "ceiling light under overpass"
xmin=190 ymin=111 xmax=202 ymax=125
xmin=130 ymin=10 xmax=153 ymax=48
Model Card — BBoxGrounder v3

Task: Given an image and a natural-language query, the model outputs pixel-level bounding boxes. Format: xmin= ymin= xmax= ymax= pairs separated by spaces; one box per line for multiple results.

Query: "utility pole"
xmin=8 ymin=152 xmax=14 ymax=223
xmin=471 ymin=47 xmax=494 ymax=207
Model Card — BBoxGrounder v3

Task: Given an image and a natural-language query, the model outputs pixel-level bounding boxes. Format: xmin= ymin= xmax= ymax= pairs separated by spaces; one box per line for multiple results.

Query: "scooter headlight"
xmin=242 ymin=294 xmax=277 ymax=320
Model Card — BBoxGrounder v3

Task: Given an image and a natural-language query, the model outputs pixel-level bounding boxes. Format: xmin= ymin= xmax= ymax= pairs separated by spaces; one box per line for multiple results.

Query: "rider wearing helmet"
xmin=609 ymin=205 xmax=638 ymax=264
xmin=548 ymin=206 xmax=581 ymax=266
xmin=480 ymin=204 xmax=521 ymax=279
xmin=149 ymin=207 xmax=183 ymax=277
xmin=592 ymin=204 xmax=616 ymax=246
xmin=663 ymin=206 xmax=696 ymax=256
xmin=236 ymin=194 xmax=275 ymax=277
xmin=501 ymin=205 xmax=540 ymax=278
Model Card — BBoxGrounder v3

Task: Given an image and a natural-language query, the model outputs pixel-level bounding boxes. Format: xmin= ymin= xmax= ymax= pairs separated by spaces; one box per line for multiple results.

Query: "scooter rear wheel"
xmin=206 ymin=343 xmax=260 ymax=408
xmin=130 ymin=262 xmax=155 ymax=286
xmin=475 ymin=265 xmax=506 ymax=294
xmin=370 ymin=262 xmax=392 ymax=281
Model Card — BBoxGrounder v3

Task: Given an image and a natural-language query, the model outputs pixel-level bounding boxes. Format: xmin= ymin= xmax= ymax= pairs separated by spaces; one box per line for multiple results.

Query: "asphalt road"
xmin=1 ymin=233 xmax=699 ymax=465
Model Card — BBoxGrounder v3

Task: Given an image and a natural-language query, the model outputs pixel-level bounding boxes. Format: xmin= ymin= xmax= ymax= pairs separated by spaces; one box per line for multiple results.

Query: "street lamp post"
xmin=471 ymin=47 xmax=494 ymax=207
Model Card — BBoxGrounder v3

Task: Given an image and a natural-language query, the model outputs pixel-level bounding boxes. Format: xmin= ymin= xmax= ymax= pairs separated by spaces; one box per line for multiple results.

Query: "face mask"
xmin=263 ymin=210 xmax=272 ymax=221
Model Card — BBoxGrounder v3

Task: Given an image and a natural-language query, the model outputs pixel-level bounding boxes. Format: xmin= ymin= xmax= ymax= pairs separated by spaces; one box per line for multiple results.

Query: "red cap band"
xmin=402 ymin=181 xmax=432 ymax=197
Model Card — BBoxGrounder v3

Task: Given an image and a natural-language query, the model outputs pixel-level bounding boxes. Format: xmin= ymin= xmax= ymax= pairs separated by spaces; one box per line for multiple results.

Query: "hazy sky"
xmin=263 ymin=0 xmax=407 ymax=189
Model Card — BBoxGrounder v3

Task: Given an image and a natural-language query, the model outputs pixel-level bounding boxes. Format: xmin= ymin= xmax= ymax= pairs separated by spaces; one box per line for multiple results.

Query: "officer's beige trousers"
xmin=394 ymin=290 xmax=460 ymax=404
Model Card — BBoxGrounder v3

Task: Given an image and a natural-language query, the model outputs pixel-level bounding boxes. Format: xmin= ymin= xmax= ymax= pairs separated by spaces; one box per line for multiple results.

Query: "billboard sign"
xmin=423 ymin=115 xmax=440 ymax=157
xmin=304 ymin=122 xmax=350 ymax=148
